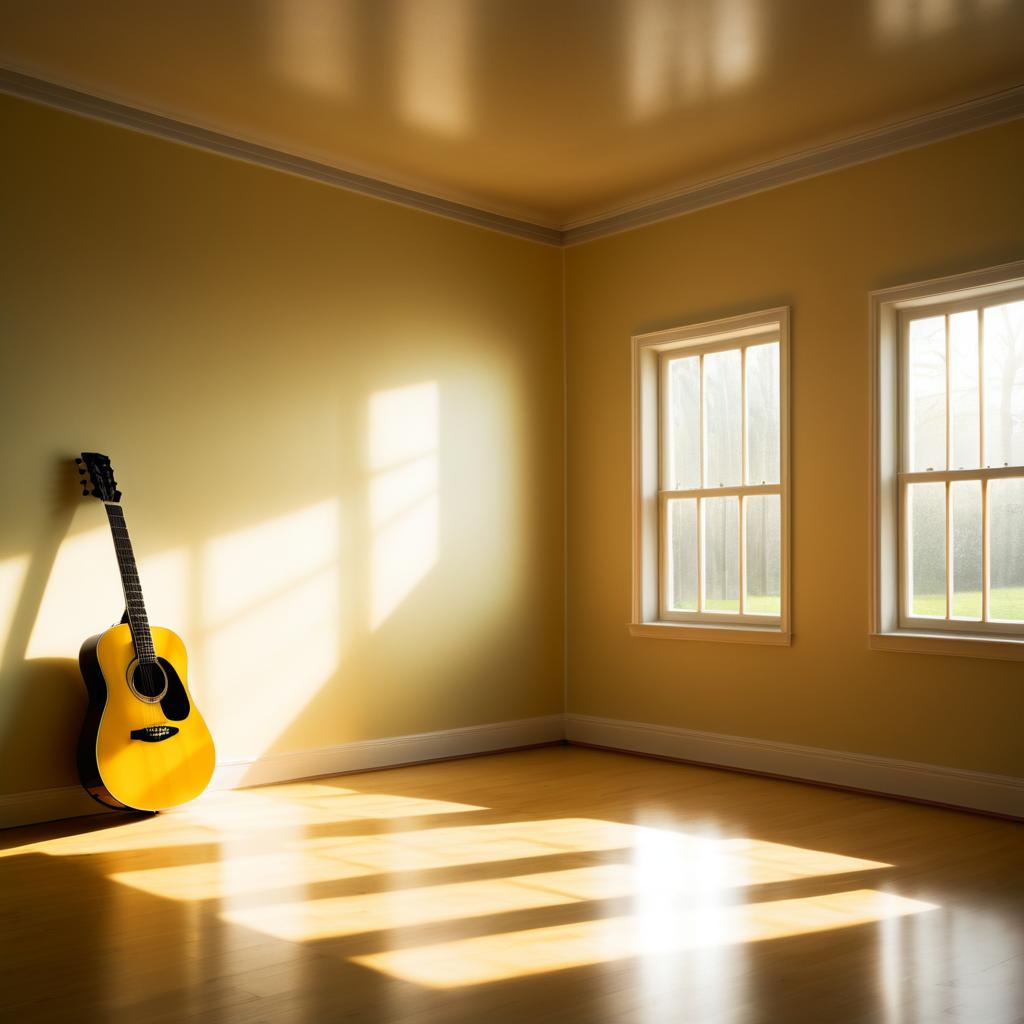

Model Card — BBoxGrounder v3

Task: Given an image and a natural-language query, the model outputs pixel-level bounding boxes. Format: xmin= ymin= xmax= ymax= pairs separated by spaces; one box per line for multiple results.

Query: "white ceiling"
xmin=2 ymin=1 xmax=1022 ymax=227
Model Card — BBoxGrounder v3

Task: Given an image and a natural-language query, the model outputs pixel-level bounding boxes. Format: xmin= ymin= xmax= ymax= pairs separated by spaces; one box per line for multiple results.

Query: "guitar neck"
xmin=104 ymin=503 xmax=156 ymax=664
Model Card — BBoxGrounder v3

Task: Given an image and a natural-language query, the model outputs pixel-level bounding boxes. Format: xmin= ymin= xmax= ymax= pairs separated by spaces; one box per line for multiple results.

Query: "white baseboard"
xmin=565 ymin=713 xmax=1024 ymax=819
xmin=0 ymin=785 xmax=103 ymax=831
xmin=5 ymin=712 xmax=1018 ymax=829
xmin=211 ymin=715 xmax=564 ymax=789
xmin=0 ymin=714 xmax=564 ymax=830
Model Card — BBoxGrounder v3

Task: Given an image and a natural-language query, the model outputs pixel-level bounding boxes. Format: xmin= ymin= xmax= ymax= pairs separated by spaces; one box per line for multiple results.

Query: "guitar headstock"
xmin=76 ymin=452 xmax=122 ymax=502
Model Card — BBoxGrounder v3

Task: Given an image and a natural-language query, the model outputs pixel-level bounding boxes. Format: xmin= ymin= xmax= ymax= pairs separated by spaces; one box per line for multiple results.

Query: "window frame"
xmin=870 ymin=261 xmax=1024 ymax=661
xmin=631 ymin=307 xmax=791 ymax=644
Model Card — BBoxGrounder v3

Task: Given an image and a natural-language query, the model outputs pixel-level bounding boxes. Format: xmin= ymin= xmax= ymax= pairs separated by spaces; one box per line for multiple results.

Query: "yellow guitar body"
xmin=78 ymin=624 xmax=215 ymax=812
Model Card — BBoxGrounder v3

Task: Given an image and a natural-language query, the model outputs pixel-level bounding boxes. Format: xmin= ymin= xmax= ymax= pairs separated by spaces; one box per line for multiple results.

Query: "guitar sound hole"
xmin=130 ymin=661 xmax=168 ymax=702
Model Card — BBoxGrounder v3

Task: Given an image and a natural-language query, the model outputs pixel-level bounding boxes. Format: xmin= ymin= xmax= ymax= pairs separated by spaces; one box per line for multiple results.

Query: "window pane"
xmin=908 ymin=316 xmax=946 ymax=472
xmin=703 ymin=496 xmax=739 ymax=612
xmin=745 ymin=342 xmax=780 ymax=485
xmin=951 ymin=481 xmax=981 ymax=620
xmin=949 ymin=310 xmax=980 ymax=470
xmin=908 ymin=482 xmax=945 ymax=618
xmin=667 ymin=499 xmax=698 ymax=611
xmin=983 ymin=300 xmax=1024 ymax=469
xmin=744 ymin=494 xmax=780 ymax=615
xmin=703 ymin=349 xmax=742 ymax=487
xmin=989 ymin=477 xmax=1024 ymax=622
xmin=667 ymin=356 xmax=700 ymax=489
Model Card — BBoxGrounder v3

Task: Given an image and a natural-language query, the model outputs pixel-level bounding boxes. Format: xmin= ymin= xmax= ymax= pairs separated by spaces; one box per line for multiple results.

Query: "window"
xmin=871 ymin=261 xmax=1024 ymax=660
xmin=631 ymin=308 xmax=790 ymax=643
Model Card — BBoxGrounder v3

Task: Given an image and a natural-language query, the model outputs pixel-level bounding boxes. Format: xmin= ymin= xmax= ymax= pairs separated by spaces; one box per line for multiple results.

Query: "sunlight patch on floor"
xmin=105 ymin=818 xmax=637 ymax=900
xmin=222 ymin=841 xmax=888 ymax=943
xmin=103 ymin=816 xmax=888 ymax=919
xmin=353 ymin=890 xmax=938 ymax=988
xmin=187 ymin=783 xmax=485 ymax=829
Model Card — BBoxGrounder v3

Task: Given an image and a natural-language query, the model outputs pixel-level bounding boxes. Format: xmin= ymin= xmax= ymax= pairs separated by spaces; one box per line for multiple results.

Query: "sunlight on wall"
xmin=137 ymin=546 xmax=190 ymax=633
xmin=0 ymin=553 xmax=29 ymax=660
xmin=203 ymin=499 xmax=339 ymax=626
xmin=202 ymin=568 xmax=339 ymax=758
xmin=369 ymin=381 xmax=439 ymax=469
xmin=272 ymin=0 xmax=355 ymax=99
xmin=628 ymin=0 xmax=761 ymax=117
xmin=368 ymin=382 xmax=439 ymax=630
xmin=25 ymin=527 xmax=121 ymax=658
xmin=200 ymin=498 xmax=342 ymax=760
xmin=354 ymin=890 xmax=937 ymax=988
xmin=14 ymin=498 xmax=343 ymax=768
xmin=25 ymin=527 xmax=188 ymax=659
xmin=397 ymin=0 xmax=472 ymax=136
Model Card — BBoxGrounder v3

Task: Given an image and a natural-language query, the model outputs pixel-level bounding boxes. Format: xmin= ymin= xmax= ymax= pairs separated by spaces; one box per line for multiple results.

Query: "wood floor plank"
xmin=1 ymin=747 xmax=1021 ymax=1023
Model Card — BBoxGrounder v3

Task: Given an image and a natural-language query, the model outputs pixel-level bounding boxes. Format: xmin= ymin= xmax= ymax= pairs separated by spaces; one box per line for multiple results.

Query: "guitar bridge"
xmin=130 ymin=725 xmax=179 ymax=742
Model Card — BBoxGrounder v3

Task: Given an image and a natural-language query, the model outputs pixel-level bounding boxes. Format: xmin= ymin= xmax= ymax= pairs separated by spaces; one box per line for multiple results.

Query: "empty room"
xmin=1 ymin=3 xmax=1022 ymax=1022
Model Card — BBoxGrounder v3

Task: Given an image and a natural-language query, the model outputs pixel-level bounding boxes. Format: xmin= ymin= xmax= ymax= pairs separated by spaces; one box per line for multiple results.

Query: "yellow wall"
xmin=2 ymin=89 xmax=1021 ymax=803
xmin=0 ymin=94 xmax=564 ymax=796
xmin=565 ymin=120 xmax=1024 ymax=778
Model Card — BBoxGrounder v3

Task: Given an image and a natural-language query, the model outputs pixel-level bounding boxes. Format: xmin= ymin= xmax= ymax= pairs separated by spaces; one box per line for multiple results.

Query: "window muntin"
xmin=898 ymin=291 xmax=1024 ymax=635
xmin=659 ymin=334 xmax=784 ymax=625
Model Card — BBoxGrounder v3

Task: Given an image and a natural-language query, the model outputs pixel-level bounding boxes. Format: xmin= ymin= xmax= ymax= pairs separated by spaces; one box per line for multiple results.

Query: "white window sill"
xmin=629 ymin=622 xmax=791 ymax=646
xmin=870 ymin=631 xmax=1024 ymax=662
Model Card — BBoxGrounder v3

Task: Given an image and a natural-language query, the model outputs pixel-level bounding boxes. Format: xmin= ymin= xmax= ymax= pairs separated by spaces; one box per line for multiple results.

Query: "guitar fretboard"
xmin=105 ymin=504 xmax=156 ymax=664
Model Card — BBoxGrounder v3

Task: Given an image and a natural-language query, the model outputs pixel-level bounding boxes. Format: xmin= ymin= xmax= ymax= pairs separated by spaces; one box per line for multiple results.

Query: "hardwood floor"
xmin=1 ymin=746 xmax=1021 ymax=1023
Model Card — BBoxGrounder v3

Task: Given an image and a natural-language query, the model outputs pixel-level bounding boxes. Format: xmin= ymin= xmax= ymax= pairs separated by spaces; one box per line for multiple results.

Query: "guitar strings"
xmin=108 ymin=499 xmax=160 ymax=729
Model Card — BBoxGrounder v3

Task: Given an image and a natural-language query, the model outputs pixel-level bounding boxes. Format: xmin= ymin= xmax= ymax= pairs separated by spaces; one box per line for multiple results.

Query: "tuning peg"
xmin=74 ymin=458 xmax=82 ymax=464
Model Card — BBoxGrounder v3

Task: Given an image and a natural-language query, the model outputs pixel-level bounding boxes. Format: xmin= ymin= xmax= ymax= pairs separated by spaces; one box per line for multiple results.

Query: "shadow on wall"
xmin=0 ymin=367 xmax=538 ymax=795
xmin=0 ymin=458 xmax=83 ymax=793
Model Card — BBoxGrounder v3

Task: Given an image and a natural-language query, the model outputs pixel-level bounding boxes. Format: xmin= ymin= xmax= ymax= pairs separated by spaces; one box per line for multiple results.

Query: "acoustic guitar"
xmin=75 ymin=452 xmax=215 ymax=812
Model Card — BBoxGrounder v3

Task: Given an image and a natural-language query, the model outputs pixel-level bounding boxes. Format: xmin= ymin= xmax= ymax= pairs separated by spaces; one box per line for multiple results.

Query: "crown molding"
xmin=2 ymin=68 xmax=1022 ymax=248
xmin=561 ymin=84 xmax=1024 ymax=245
xmin=0 ymin=67 xmax=563 ymax=246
